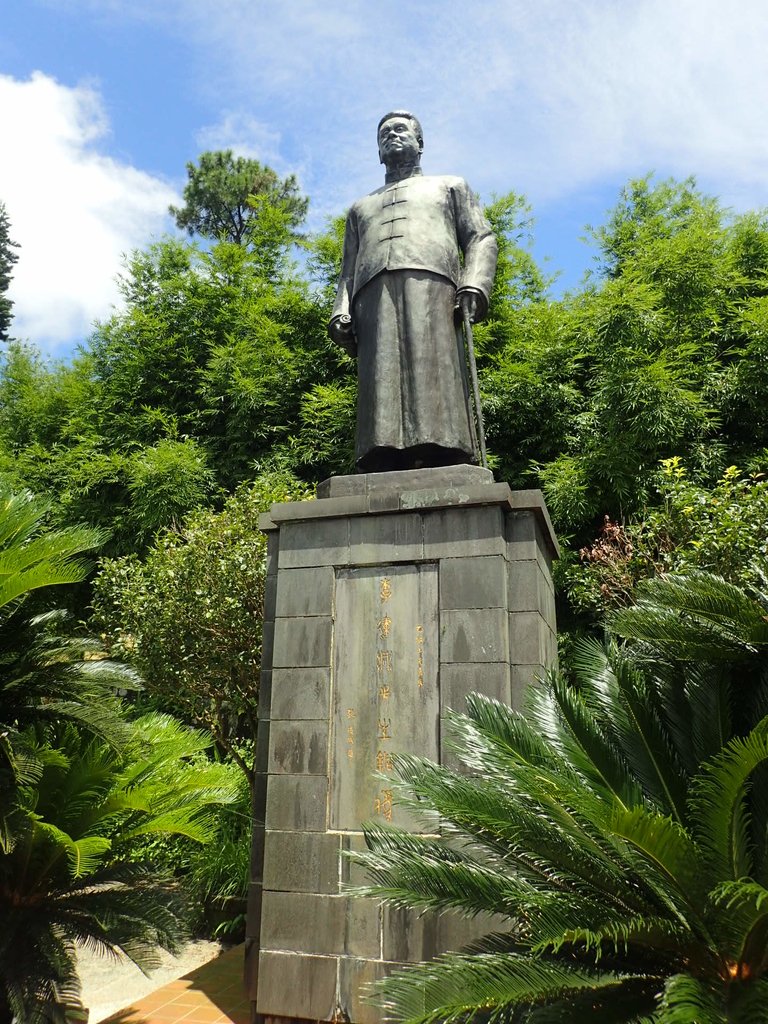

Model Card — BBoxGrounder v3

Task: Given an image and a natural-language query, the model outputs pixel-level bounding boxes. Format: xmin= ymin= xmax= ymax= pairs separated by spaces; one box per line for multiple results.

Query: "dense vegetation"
xmin=3 ymin=154 xmax=768 ymax=1020
xmin=354 ymin=571 xmax=768 ymax=1023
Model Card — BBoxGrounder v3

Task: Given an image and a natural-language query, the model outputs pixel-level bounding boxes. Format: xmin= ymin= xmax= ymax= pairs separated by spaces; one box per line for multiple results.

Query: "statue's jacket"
xmin=332 ymin=173 xmax=498 ymax=323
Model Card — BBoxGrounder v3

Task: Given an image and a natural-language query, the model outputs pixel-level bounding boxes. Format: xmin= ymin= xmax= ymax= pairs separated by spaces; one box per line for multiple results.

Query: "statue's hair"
xmin=377 ymin=110 xmax=423 ymax=147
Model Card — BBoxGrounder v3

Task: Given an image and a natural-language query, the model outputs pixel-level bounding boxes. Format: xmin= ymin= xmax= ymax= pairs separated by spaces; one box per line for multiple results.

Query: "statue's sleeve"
xmin=453 ymin=181 xmax=498 ymax=320
xmin=331 ymin=207 xmax=359 ymax=324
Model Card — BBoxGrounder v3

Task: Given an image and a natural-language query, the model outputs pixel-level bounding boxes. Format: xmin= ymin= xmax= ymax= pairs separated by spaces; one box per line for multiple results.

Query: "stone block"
xmin=260 ymin=619 xmax=275 ymax=673
xmin=382 ymin=905 xmax=439 ymax=962
xmin=437 ymin=909 xmax=511 ymax=953
xmin=507 ymin=560 xmax=540 ymax=613
xmin=265 ymin=533 xmax=279 ymax=577
xmin=260 ymin=892 xmax=380 ymax=958
xmin=441 ymin=608 xmax=509 ymax=664
xmin=340 ymin=832 xmax=371 ymax=888
xmin=251 ymin=771 xmax=268 ymax=828
xmin=257 ymin=669 xmax=272 ymax=714
xmin=268 ymin=720 xmax=328 ymax=775
xmin=255 ymin=720 xmax=270 ymax=774
xmin=277 ymin=518 xmax=350 ymax=568
xmin=263 ymin=830 xmax=342 ymax=894
xmin=246 ymin=883 xmax=262 ymax=934
xmin=439 ymin=555 xmax=507 ymax=609
xmin=338 ymin=957 xmax=397 ymax=1024
xmin=275 ymin=566 xmax=334 ymax=618
xmin=257 ymin=951 xmax=337 ymax=1020
xmin=263 ymin=574 xmax=277 ymax=621
xmin=317 ymin=465 xmax=494 ymax=499
xmin=260 ymin=891 xmax=345 ymax=954
xmin=510 ymin=664 xmax=541 ymax=710
xmin=265 ymin=774 xmax=328 ymax=832
xmin=440 ymin=662 xmax=511 ymax=714
xmin=272 ymin=616 xmax=332 ymax=668
xmin=249 ymin=814 xmax=266 ymax=882
xmin=506 ymin=511 xmax=541 ymax=563
xmin=423 ymin=506 xmax=505 ymax=559
xmin=244 ymin=937 xmax=259 ymax=999
xmin=270 ymin=667 xmax=330 ymax=721
xmin=349 ymin=512 xmax=424 ymax=563
xmin=509 ymin=611 xmax=549 ymax=666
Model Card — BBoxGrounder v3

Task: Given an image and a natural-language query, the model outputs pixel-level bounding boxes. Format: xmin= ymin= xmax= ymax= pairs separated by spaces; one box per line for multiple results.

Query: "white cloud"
xmin=102 ymin=0 xmax=768 ymax=210
xmin=196 ymin=112 xmax=284 ymax=167
xmin=0 ymin=72 xmax=177 ymax=353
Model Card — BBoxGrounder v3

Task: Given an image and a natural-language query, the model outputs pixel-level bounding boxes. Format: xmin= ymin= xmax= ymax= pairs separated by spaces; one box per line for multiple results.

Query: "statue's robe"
xmin=331 ymin=173 xmax=498 ymax=472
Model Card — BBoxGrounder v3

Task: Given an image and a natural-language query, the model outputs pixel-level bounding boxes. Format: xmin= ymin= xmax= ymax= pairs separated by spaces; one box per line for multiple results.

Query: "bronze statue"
xmin=329 ymin=111 xmax=498 ymax=473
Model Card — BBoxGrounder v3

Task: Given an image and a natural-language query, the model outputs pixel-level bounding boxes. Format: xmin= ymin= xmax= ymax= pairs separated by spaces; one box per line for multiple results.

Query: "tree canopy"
xmin=169 ymin=149 xmax=308 ymax=252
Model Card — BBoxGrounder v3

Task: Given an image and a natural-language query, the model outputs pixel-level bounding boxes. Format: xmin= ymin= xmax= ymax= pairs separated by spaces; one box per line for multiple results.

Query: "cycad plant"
xmin=0 ymin=714 xmax=240 ymax=1024
xmin=352 ymin=572 xmax=768 ymax=1023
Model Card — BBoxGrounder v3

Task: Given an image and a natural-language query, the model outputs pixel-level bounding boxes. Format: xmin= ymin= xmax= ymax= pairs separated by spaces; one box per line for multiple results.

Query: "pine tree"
xmin=0 ymin=203 xmax=19 ymax=343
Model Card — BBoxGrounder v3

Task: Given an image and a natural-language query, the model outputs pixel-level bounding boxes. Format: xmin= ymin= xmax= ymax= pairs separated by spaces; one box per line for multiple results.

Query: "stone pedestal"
xmin=246 ymin=467 xmax=558 ymax=1023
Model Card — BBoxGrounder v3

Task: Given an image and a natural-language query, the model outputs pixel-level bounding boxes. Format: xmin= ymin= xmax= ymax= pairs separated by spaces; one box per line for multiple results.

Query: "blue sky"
xmin=2 ymin=0 xmax=767 ymax=356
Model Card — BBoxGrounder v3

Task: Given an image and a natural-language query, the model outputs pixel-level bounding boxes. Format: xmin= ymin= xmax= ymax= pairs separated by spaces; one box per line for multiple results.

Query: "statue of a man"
xmin=329 ymin=111 xmax=498 ymax=473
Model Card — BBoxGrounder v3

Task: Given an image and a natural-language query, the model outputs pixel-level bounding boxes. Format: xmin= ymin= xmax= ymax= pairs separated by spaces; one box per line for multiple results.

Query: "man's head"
xmin=377 ymin=111 xmax=423 ymax=168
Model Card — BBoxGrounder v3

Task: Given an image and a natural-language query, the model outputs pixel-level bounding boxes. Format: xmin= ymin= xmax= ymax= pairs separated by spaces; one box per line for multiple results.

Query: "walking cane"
xmin=462 ymin=306 xmax=488 ymax=470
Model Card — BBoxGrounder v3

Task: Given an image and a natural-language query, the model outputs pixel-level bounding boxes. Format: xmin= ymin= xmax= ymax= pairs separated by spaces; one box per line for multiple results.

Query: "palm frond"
xmin=688 ymin=720 xmax=768 ymax=883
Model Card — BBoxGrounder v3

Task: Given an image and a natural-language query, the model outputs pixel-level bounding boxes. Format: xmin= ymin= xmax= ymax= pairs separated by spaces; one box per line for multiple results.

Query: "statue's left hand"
xmin=457 ymin=289 xmax=480 ymax=324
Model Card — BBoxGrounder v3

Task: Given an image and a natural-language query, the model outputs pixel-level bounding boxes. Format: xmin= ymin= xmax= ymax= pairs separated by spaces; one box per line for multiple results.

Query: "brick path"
xmin=102 ymin=944 xmax=249 ymax=1024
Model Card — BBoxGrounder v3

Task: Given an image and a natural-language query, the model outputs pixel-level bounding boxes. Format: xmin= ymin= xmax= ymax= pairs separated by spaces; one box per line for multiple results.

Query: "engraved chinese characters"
xmin=331 ymin=564 xmax=439 ymax=831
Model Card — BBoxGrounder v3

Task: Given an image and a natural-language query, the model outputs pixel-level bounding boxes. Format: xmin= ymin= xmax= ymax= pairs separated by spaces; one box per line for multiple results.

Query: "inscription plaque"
xmin=331 ymin=563 xmax=439 ymax=831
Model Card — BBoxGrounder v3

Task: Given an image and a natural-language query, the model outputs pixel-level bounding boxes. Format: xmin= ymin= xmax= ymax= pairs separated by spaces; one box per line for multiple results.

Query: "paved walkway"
xmin=102 ymin=944 xmax=249 ymax=1024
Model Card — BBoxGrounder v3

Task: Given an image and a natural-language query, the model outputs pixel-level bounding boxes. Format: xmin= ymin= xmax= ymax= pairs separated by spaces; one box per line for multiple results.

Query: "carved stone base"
xmin=246 ymin=468 xmax=558 ymax=1023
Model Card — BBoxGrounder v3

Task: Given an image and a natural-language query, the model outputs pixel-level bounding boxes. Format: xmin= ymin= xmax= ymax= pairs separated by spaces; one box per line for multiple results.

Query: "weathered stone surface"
xmin=258 ymin=668 xmax=272 ymax=712
xmin=441 ymin=607 xmax=509 ymax=663
xmin=270 ymin=667 xmax=330 ymax=721
xmin=272 ymin=615 xmax=332 ymax=668
xmin=263 ymin=830 xmax=342 ymax=894
xmin=440 ymin=554 xmax=507 ymax=609
xmin=339 ymin=831 xmax=371 ymax=888
xmin=254 ymin=720 xmax=270 ymax=774
xmin=264 ymin=774 xmax=328 ymax=832
xmin=264 ymin=531 xmax=279 ymax=577
xmin=317 ymin=464 xmax=494 ymax=499
xmin=509 ymin=611 xmax=550 ymax=666
xmin=510 ymin=664 xmax=542 ymax=709
xmin=274 ymin=565 xmax=334 ymax=618
xmin=263 ymin=574 xmax=277 ymax=621
xmin=507 ymin=560 xmax=541 ymax=613
xmin=338 ymin=957 xmax=397 ymax=1024
xmin=382 ymin=905 xmax=439 ymax=962
xmin=260 ymin=891 xmax=345 ymax=954
xmin=260 ymin=892 xmax=380 ymax=958
xmin=251 ymin=480 xmax=560 ymax=1024
xmin=278 ymin=518 xmax=350 ymax=568
xmin=349 ymin=512 xmax=424 ymax=564
xmin=257 ymin=951 xmax=337 ymax=1019
xmin=331 ymin=564 xmax=439 ymax=832
xmin=244 ymin=937 xmax=259 ymax=999
xmin=440 ymin=662 xmax=511 ymax=714
xmin=260 ymin=619 xmax=275 ymax=673
xmin=268 ymin=720 xmax=328 ymax=775
xmin=506 ymin=510 xmax=539 ymax=561
xmin=424 ymin=506 xmax=505 ymax=558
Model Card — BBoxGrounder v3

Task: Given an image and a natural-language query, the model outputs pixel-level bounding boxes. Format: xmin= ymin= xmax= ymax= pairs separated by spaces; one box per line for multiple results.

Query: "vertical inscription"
xmin=331 ymin=564 xmax=438 ymax=831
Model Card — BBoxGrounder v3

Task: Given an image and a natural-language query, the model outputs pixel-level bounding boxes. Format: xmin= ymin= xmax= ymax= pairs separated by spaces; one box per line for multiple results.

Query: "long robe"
xmin=353 ymin=270 xmax=474 ymax=472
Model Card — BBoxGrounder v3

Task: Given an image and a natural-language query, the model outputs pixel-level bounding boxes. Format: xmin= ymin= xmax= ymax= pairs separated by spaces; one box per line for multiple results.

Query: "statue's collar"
xmin=384 ymin=164 xmax=423 ymax=184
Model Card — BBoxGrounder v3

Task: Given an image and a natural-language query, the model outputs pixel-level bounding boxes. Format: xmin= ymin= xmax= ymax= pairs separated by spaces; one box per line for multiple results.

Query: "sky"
xmin=1 ymin=0 xmax=767 ymax=357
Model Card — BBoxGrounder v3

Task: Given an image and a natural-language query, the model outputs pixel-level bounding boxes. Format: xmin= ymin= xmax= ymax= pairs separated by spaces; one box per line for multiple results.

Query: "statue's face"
xmin=378 ymin=116 xmax=422 ymax=166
